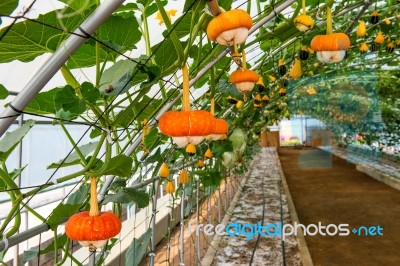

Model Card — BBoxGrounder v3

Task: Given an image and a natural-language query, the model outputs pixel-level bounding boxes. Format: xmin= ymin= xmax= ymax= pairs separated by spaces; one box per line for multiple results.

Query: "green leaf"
xmin=102 ymin=188 xmax=150 ymax=208
xmin=0 ymin=84 xmax=9 ymax=100
xmin=67 ymin=44 xmax=113 ymax=69
xmin=183 ymin=0 xmax=205 ymax=13
xmin=152 ymin=38 xmax=178 ymax=76
xmin=140 ymin=65 xmax=162 ymax=90
xmin=47 ymin=203 xmax=81 ymax=230
xmin=66 ymin=184 xmax=89 ymax=205
xmin=88 ymin=155 xmax=133 ymax=178
xmin=0 ymin=7 xmax=90 ymax=63
xmin=132 ymin=95 xmax=162 ymax=123
xmin=47 ymin=141 xmax=99 ymax=169
xmin=23 ymin=248 xmax=39 ymax=264
xmin=25 ymin=88 xmax=61 ymax=115
xmin=98 ymin=13 xmax=141 ymax=52
xmin=143 ymin=148 xmax=161 ymax=165
xmin=99 ymin=59 xmax=137 ymax=96
xmin=125 ymin=228 xmax=152 ymax=266
xmin=55 ymin=85 xmax=86 ymax=118
xmin=58 ymin=0 xmax=96 ymax=10
xmin=112 ymin=106 xmax=136 ymax=128
xmin=0 ymin=0 xmax=18 ymax=25
xmin=0 ymin=120 xmax=35 ymax=162
xmin=144 ymin=127 xmax=160 ymax=150
xmin=81 ymin=82 xmax=100 ymax=104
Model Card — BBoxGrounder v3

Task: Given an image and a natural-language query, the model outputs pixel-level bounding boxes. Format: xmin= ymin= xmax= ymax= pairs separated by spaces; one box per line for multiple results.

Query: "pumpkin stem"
xmin=326 ymin=6 xmax=332 ymax=34
xmin=243 ymin=92 xmax=247 ymax=102
xmin=302 ymin=0 xmax=306 ymax=14
xmin=182 ymin=64 xmax=191 ymax=112
xmin=89 ymin=177 xmax=100 ymax=217
xmin=210 ymin=98 xmax=215 ymax=116
xmin=242 ymin=51 xmax=247 ymax=70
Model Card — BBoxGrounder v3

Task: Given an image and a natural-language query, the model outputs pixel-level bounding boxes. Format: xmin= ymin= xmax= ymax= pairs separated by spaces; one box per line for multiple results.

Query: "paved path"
xmin=212 ymin=148 xmax=302 ymax=266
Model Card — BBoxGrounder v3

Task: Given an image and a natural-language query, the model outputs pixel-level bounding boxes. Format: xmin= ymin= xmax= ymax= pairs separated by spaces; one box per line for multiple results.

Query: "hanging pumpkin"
xmin=256 ymin=77 xmax=265 ymax=92
xmin=159 ymin=162 xmax=170 ymax=178
xmin=236 ymin=100 xmax=243 ymax=109
xmin=179 ymin=169 xmax=189 ymax=184
xmin=254 ymin=94 xmax=262 ymax=104
xmin=186 ymin=143 xmax=196 ymax=156
xmin=159 ymin=65 xmax=216 ymax=147
xmin=374 ymin=31 xmax=384 ymax=44
xmin=359 ymin=42 xmax=368 ymax=53
xmin=278 ymin=87 xmax=287 ymax=96
xmin=229 ymin=51 xmax=259 ymax=98
xmin=356 ymin=21 xmax=366 ymax=37
xmin=65 ymin=177 xmax=122 ymax=251
xmin=384 ymin=17 xmax=391 ymax=25
xmin=294 ymin=0 xmax=314 ymax=32
xmin=289 ymin=59 xmax=302 ymax=79
xmin=262 ymin=95 xmax=270 ymax=104
xmin=205 ymin=98 xmax=229 ymax=141
xmin=227 ymin=96 xmax=238 ymax=104
xmin=254 ymin=102 xmax=262 ymax=108
xmin=207 ymin=9 xmax=252 ymax=45
xmin=282 ymin=78 xmax=289 ymax=87
xmin=166 ymin=181 xmax=175 ymax=194
xmin=310 ymin=7 xmax=350 ymax=63
xmin=299 ymin=46 xmax=309 ymax=60
xmin=396 ymin=39 xmax=400 ymax=48
xmin=204 ymin=148 xmax=212 ymax=159
xmin=196 ymin=160 xmax=205 ymax=168
xmin=386 ymin=42 xmax=395 ymax=53
xmin=370 ymin=10 xmax=379 ymax=24
xmin=269 ymin=75 xmax=277 ymax=82
xmin=277 ymin=59 xmax=287 ymax=76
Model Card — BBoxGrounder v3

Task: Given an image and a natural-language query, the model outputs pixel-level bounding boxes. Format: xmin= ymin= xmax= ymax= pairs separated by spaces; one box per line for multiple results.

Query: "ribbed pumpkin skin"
xmin=207 ymin=9 xmax=252 ymax=41
xmin=214 ymin=119 xmax=228 ymax=134
xmin=65 ymin=212 xmax=121 ymax=241
xmin=229 ymin=69 xmax=259 ymax=84
xmin=311 ymin=33 xmax=350 ymax=51
xmin=158 ymin=110 xmax=215 ymax=137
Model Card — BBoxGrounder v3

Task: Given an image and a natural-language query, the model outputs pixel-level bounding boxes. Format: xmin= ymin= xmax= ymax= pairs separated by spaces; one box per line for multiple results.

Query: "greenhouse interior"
xmin=0 ymin=0 xmax=399 ymax=265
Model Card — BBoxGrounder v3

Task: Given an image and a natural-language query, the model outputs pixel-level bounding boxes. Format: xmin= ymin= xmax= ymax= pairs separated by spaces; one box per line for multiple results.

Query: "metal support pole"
xmin=179 ymin=185 xmax=186 ymax=266
xmin=89 ymin=250 xmax=96 ymax=266
xmin=0 ymin=0 xmax=126 ymax=137
xmin=149 ymin=179 xmax=160 ymax=266
xmin=0 ymin=0 xmax=299 ymax=251
xmin=196 ymin=179 xmax=201 ymax=266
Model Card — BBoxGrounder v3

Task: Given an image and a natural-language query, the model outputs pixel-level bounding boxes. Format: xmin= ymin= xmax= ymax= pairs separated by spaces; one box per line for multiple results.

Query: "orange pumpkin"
xmin=65 ymin=177 xmax=122 ymax=251
xmin=207 ymin=9 xmax=252 ymax=45
xmin=204 ymin=148 xmax=212 ymax=159
xmin=359 ymin=42 xmax=368 ymax=53
xmin=310 ymin=6 xmax=350 ymax=64
xmin=179 ymin=169 xmax=189 ymax=184
xmin=289 ymin=59 xmax=302 ymax=79
xmin=166 ymin=181 xmax=175 ymax=194
xmin=159 ymin=162 xmax=170 ymax=178
xmin=206 ymin=118 xmax=229 ymax=141
xmin=374 ymin=31 xmax=384 ymax=44
xmin=229 ymin=69 xmax=259 ymax=93
xmin=159 ymin=110 xmax=216 ymax=147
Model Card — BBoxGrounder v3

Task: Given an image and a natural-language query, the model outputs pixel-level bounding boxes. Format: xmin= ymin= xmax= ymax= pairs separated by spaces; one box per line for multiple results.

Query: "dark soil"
xmin=278 ymin=147 xmax=400 ymax=266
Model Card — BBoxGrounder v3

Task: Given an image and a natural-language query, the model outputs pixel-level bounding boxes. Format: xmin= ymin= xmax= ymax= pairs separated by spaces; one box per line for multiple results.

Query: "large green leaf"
xmin=152 ymin=38 xmax=178 ymax=76
xmin=99 ymin=59 xmax=137 ymax=96
xmin=54 ymin=85 xmax=87 ymax=118
xmin=102 ymin=188 xmax=150 ymax=208
xmin=0 ymin=84 xmax=9 ymax=100
xmin=88 ymin=154 xmax=133 ymax=178
xmin=81 ymin=82 xmax=100 ymax=104
xmin=66 ymin=183 xmax=89 ymax=205
xmin=47 ymin=141 xmax=99 ymax=169
xmin=125 ymin=228 xmax=152 ymax=266
xmin=0 ymin=0 xmax=18 ymax=25
xmin=132 ymin=95 xmax=162 ymax=123
xmin=58 ymin=0 xmax=97 ymax=10
xmin=0 ymin=7 xmax=90 ymax=63
xmin=0 ymin=120 xmax=35 ymax=162
xmin=47 ymin=203 xmax=81 ymax=230
xmin=25 ymin=88 xmax=61 ymax=115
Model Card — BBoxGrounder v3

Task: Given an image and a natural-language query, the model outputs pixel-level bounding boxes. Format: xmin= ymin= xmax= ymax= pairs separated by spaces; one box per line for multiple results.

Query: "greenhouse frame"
xmin=0 ymin=0 xmax=399 ymax=265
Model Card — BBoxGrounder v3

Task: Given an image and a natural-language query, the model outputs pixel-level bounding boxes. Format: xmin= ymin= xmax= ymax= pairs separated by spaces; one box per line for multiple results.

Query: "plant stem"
xmin=302 ymin=0 xmax=306 ymax=14
xmin=59 ymin=122 xmax=87 ymax=166
xmin=89 ymin=177 xmax=100 ymax=216
xmin=326 ymin=6 xmax=333 ymax=34
xmin=60 ymin=66 xmax=82 ymax=98
xmin=23 ymin=203 xmax=46 ymax=222
xmin=0 ymin=168 xmax=21 ymax=197
xmin=53 ymin=229 xmax=58 ymax=264
xmin=56 ymin=238 xmax=70 ymax=266
xmin=182 ymin=64 xmax=190 ymax=111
